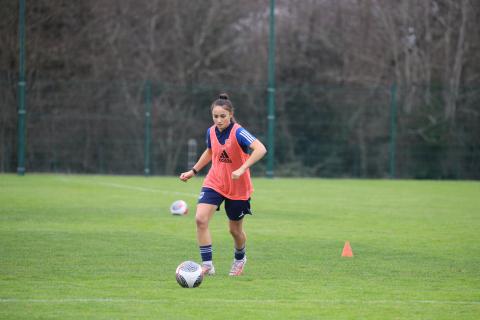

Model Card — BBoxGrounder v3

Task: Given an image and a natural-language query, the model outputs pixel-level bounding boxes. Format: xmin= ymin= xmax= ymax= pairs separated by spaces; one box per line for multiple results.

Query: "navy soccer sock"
xmin=199 ymin=244 xmax=213 ymax=264
xmin=234 ymin=246 xmax=246 ymax=261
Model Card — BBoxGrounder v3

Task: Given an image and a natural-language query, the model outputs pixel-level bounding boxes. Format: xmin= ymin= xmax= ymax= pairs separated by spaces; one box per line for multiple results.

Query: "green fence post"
xmin=17 ymin=0 xmax=26 ymax=176
xmin=266 ymin=0 xmax=276 ymax=178
xmin=389 ymin=83 xmax=397 ymax=178
xmin=144 ymin=81 xmax=152 ymax=176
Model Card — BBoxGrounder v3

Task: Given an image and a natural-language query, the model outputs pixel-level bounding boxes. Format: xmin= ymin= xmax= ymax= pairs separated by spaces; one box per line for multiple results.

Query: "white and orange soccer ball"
xmin=170 ymin=200 xmax=188 ymax=215
xmin=175 ymin=261 xmax=203 ymax=288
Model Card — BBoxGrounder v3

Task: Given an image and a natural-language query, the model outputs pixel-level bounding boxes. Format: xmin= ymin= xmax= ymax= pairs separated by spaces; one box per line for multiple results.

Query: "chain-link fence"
xmin=2 ymin=80 xmax=479 ymax=179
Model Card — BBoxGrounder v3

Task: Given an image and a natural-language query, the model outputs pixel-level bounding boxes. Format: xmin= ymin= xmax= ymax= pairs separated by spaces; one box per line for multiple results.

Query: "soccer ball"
xmin=175 ymin=261 xmax=203 ymax=288
xmin=170 ymin=200 xmax=188 ymax=215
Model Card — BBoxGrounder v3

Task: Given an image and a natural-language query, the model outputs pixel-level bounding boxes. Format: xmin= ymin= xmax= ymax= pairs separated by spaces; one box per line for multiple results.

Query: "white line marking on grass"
xmin=56 ymin=176 xmax=197 ymax=198
xmin=95 ymin=181 xmax=197 ymax=198
xmin=1 ymin=298 xmax=479 ymax=305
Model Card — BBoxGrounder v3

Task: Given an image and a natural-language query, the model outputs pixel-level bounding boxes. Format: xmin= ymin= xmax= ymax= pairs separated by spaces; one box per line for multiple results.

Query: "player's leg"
xmin=229 ymin=219 xmax=246 ymax=252
xmin=196 ymin=188 xmax=223 ymax=275
xmin=196 ymin=203 xmax=217 ymax=246
xmin=225 ymin=199 xmax=251 ymax=276
xmin=196 ymin=203 xmax=217 ymax=275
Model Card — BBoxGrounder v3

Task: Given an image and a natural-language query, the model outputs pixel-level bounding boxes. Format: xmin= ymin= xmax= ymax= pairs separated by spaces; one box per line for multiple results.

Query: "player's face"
xmin=212 ymin=106 xmax=232 ymax=131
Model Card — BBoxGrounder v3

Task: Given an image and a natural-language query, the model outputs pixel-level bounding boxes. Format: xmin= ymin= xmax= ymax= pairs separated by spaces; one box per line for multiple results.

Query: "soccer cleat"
xmin=201 ymin=263 xmax=216 ymax=276
xmin=229 ymin=257 xmax=247 ymax=276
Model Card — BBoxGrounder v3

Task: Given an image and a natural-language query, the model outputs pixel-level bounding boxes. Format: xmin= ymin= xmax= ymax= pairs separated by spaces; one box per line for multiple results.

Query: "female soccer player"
xmin=179 ymin=93 xmax=267 ymax=276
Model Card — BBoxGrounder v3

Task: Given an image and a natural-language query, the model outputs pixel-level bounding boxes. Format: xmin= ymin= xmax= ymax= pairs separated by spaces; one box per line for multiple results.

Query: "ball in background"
xmin=175 ymin=261 xmax=203 ymax=288
xmin=170 ymin=200 xmax=188 ymax=215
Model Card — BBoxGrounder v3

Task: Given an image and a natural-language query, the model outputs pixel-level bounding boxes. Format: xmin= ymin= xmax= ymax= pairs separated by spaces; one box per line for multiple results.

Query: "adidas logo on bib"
xmin=219 ymin=150 xmax=232 ymax=163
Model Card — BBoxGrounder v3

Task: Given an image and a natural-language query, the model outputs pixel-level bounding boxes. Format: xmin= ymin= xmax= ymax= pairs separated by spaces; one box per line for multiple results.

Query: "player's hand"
xmin=232 ymin=167 xmax=246 ymax=180
xmin=179 ymin=170 xmax=194 ymax=182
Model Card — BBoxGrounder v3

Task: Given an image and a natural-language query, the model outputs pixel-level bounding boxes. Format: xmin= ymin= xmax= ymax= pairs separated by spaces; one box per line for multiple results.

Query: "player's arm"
xmin=232 ymin=140 xmax=267 ymax=180
xmin=179 ymin=148 xmax=212 ymax=182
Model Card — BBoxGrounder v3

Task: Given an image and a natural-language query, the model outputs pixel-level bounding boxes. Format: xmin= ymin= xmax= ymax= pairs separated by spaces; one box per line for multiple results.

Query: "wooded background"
xmin=1 ymin=0 xmax=479 ymax=178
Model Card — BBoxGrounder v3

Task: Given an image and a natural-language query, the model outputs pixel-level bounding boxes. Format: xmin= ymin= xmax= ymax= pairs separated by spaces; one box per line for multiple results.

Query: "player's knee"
xmin=229 ymin=227 xmax=242 ymax=238
xmin=195 ymin=215 xmax=209 ymax=229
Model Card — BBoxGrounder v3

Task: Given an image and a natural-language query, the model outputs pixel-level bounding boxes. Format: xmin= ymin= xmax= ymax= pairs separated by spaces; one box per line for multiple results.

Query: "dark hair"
xmin=211 ymin=93 xmax=236 ymax=123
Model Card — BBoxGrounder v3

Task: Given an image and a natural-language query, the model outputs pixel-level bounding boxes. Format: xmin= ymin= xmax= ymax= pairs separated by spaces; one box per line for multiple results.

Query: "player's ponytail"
xmin=211 ymin=93 xmax=236 ymax=123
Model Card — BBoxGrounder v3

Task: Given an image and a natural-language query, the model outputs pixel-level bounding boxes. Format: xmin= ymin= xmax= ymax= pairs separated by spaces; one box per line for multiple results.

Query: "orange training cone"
xmin=341 ymin=241 xmax=354 ymax=257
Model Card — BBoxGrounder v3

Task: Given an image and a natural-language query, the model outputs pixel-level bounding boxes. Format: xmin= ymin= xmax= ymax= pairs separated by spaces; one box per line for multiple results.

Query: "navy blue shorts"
xmin=197 ymin=187 xmax=252 ymax=221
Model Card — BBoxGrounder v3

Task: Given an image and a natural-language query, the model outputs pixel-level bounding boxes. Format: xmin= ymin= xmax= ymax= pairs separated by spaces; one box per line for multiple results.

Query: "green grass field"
xmin=1 ymin=174 xmax=479 ymax=319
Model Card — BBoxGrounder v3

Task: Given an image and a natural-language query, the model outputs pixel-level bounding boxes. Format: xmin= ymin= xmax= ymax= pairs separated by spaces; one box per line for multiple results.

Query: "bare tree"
xmin=1 ymin=0 xmax=478 ymax=177
xmin=0 ymin=0 xmax=18 ymax=171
